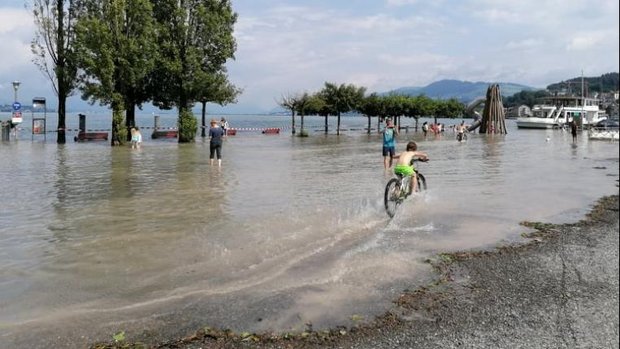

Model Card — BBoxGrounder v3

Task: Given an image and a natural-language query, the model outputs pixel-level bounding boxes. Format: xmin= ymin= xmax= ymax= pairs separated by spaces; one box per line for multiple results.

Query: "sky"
xmin=0 ymin=0 xmax=618 ymax=114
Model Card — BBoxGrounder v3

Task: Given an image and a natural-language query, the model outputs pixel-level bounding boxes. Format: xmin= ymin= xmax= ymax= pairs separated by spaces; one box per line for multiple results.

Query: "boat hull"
xmin=516 ymin=118 xmax=561 ymax=129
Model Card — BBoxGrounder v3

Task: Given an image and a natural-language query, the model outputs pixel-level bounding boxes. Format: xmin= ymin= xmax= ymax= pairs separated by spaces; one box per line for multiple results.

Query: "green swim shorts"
xmin=394 ymin=164 xmax=415 ymax=176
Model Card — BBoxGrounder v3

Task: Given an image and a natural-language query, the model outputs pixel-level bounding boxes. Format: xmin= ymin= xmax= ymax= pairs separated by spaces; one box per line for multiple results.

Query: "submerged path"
xmin=93 ymin=194 xmax=619 ymax=348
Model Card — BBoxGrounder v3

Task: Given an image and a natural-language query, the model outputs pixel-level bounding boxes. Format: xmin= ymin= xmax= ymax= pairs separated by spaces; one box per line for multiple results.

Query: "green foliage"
xmin=112 ymin=109 xmax=127 ymax=145
xmin=178 ymin=110 xmax=198 ymax=143
xmin=150 ymin=0 xmax=238 ymax=112
xmin=113 ymin=331 xmax=125 ymax=342
xmin=359 ymin=93 xmax=464 ymax=120
xmin=319 ymin=82 xmax=366 ymax=116
xmin=74 ymin=0 xmax=157 ymax=145
xmin=546 ymin=72 xmax=619 ymax=94
xmin=503 ymin=90 xmax=550 ymax=108
xmin=435 ymin=98 xmax=465 ymax=118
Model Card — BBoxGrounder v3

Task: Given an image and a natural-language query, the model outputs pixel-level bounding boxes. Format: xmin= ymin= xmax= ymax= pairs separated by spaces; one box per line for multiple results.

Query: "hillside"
xmin=385 ymin=79 xmax=537 ymax=103
xmin=546 ymin=72 xmax=619 ymax=94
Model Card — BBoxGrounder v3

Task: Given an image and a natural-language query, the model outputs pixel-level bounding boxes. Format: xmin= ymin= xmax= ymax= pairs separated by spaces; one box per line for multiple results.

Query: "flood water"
xmin=1 ymin=114 xmax=618 ymax=348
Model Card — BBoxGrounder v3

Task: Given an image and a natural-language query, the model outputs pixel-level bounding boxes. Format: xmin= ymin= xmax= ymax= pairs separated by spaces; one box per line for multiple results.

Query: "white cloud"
xmin=386 ymin=0 xmax=419 ymax=6
xmin=567 ymin=30 xmax=611 ymax=51
xmin=504 ymin=38 xmax=544 ymax=50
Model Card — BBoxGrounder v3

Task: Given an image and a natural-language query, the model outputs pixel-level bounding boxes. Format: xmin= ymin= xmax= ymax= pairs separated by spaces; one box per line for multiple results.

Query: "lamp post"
xmin=12 ymin=80 xmax=20 ymax=102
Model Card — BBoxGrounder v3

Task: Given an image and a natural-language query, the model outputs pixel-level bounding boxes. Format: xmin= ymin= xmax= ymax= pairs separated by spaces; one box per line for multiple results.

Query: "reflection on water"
xmin=0 ymin=119 xmax=618 ymax=348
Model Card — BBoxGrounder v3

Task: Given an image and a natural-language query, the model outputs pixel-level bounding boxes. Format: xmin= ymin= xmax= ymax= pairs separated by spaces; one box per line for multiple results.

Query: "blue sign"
xmin=12 ymin=102 xmax=21 ymax=111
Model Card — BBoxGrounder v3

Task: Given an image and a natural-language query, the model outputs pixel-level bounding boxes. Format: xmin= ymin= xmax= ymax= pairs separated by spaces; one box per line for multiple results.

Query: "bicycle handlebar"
xmin=410 ymin=157 xmax=429 ymax=165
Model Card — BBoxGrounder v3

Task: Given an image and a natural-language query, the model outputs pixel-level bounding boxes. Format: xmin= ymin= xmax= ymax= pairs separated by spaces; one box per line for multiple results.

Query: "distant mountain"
xmin=385 ymin=79 xmax=538 ymax=103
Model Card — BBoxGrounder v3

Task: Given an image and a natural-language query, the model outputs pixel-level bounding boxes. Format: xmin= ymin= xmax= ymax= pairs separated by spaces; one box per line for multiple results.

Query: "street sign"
xmin=12 ymin=102 xmax=21 ymax=111
xmin=12 ymin=111 xmax=23 ymax=124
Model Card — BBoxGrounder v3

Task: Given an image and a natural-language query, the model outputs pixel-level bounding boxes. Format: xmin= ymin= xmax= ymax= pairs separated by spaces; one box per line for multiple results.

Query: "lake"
xmin=1 ymin=112 xmax=618 ymax=348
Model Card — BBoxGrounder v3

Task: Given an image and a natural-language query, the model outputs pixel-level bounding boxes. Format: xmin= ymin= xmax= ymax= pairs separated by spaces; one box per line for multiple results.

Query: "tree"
xmin=436 ymin=98 xmax=465 ymax=119
xmin=295 ymin=92 xmax=322 ymax=137
xmin=151 ymin=0 xmax=237 ymax=143
xmin=278 ymin=93 xmax=298 ymax=135
xmin=319 ymin=82 xmax=366 ymax=135
xmin=74 ymin=0 xmax=157 ymax=146
xmin=31 ymin=0 xmax=81 ymax=144
xmin=195 ymin=72 xmax=241 ymax=137
xmin=359 ymin=93 xmax=382 ymax=134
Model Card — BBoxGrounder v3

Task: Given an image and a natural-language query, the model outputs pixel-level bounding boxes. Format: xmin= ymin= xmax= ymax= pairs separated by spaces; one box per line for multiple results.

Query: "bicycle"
xmin=384 ymin=159 xmax=428 ymax=218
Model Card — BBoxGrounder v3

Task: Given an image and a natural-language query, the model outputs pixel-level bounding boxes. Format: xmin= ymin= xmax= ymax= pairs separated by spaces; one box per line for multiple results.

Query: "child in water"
xmin=130 ymin=127 xmax=142 ymax=149
xmin=392 ymin=141 xmax=429 ymax=193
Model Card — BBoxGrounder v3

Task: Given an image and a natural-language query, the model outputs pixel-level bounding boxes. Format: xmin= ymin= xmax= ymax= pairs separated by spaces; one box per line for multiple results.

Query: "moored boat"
xmin=516 ymin=96 xmax=605 ymax=129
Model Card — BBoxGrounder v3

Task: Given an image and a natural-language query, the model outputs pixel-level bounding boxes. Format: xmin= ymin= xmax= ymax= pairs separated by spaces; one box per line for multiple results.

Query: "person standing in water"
xmin=130 ymin=127 xmax=142 ymax=149
xmin=209 ymin=119 xmax=225 ymax=166
xmin=220 ymin=117 xmax=229 ymax=136
xmin=382 ymin=119 xmax=398 ymax=169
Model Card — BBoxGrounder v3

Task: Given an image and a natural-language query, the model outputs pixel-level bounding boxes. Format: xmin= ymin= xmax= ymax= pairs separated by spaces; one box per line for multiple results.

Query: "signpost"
xmin=11 ymin=81 xmax=22 ymax=125
xmin=32 ymin=97 xmax=47 ymax=138
xmin=11 ymin=102 xmax=23 ymax=125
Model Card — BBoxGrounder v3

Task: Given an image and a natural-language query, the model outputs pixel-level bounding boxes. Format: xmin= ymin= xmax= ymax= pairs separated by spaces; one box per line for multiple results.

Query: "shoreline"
xmin=91 ymin=194 xmax=619 ymax=349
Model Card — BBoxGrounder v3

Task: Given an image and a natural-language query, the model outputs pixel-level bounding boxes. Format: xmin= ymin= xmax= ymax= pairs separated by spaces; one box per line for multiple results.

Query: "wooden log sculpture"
xmin=479 ymin=84 xmax=508 ymax=134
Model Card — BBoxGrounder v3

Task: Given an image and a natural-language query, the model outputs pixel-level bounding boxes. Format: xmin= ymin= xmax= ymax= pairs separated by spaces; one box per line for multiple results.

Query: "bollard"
xmin=1 ymin=121 xmax=10 ymax=141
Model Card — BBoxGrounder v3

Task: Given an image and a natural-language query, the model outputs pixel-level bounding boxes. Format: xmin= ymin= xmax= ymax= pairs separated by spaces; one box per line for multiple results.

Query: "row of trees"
xmin=279 ymin=83 xmax=466 ymax=136
xmin=31 ymin=0 xmax=240 ymax=145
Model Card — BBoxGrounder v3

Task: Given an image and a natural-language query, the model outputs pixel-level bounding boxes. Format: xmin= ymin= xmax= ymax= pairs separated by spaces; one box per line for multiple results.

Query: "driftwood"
xmin=479 ymin=84 xmax=507 ymax=134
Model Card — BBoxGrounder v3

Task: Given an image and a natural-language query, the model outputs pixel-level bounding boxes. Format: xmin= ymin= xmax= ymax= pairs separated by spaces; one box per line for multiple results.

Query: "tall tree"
xmin=74 ymin=0 xmax=157 ymax=146
xmin=319 ymin=82 xmax=366 ymax=135
xmin=195 ymin=72 xmax=241 ymax=137
xmin=31 ymin=0 xmax=81 ymax=144
xmin=151 ymin=0 xmax=237 ymax=142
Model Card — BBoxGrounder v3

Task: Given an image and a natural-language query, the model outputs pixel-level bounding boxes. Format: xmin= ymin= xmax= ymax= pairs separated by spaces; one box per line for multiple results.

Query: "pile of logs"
xmin=479 ymin=84 xmax=507 ymax=134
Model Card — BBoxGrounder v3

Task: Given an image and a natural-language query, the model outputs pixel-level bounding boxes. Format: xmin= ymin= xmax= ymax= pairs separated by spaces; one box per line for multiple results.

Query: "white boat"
xmin=516 ymin=96 xmax=606 ymax=129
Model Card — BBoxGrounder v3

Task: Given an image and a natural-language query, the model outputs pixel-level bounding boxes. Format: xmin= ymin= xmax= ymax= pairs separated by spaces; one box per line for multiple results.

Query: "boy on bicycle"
xmin=392 ymin=141 xmax=428 ymax=193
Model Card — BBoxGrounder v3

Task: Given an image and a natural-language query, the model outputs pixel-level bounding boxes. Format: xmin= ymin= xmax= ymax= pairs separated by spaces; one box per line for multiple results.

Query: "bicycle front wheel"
xmin=384 ymin=178 xmax=401 ymax=218
xmin=417 ymin=173 xmax=427 ymax=191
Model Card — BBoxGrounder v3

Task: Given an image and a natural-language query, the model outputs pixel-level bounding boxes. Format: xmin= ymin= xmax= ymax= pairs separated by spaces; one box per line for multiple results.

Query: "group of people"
xmin=422 ymin=122 xmax=446 ymax=136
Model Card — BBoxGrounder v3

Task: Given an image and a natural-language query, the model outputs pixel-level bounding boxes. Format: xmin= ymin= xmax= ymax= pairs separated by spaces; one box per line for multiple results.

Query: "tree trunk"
xmin=300 ymin=113 xmax=305 ymax=135
xmin=57 ymin=96 xmax=67 ymax=144
xmin=324 ymin=115 xmax=328 ymax=134
xmin=291 ymin=111 xmax=296 ymax=135
xmin=55 ymin=0 xmax=66 ymax=144
xmin=367 ymin=115 xmax=371 ymax=134
xmin=111 ymin=108 xmax=124 ymax=146
xmin=337 ymin=112 xmax=341 ymax=135
xmin=125 ymin=103 xmax=136 ymax=142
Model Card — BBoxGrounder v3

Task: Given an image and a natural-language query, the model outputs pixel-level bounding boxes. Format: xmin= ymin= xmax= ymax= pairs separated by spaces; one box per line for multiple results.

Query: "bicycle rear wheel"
xmin=384 ymin=178 xmax=401 ymax=217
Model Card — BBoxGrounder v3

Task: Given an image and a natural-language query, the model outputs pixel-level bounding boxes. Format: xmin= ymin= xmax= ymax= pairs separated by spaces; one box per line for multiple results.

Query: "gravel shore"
xmin=95 ymin=195 xmax=619 ymax=349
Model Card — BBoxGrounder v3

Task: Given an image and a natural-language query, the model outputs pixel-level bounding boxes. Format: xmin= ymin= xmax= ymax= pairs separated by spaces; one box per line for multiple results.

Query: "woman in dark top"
xmin=208 ymin=119 xmax=225 ymax=166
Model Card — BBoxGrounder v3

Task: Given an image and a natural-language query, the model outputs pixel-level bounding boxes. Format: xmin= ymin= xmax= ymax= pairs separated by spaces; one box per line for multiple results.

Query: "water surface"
xmin=1 ymin=115 xmax=618 ymax=348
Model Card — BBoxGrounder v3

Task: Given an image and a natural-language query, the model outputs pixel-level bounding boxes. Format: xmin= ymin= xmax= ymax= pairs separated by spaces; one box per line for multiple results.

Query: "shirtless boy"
xmin=392 ymin=141 xmax=429 ymax=193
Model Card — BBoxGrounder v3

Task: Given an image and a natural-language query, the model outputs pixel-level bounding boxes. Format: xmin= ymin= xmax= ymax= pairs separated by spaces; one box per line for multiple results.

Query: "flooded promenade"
xmin=1 ymin=116 xmax=618 ymax=348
